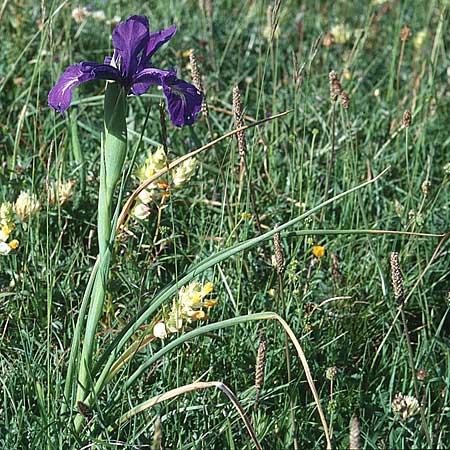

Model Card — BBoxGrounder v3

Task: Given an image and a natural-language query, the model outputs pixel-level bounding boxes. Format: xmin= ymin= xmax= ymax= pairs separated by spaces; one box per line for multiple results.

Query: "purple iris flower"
xmin=48 ymin=15 xmax=202 ymax=127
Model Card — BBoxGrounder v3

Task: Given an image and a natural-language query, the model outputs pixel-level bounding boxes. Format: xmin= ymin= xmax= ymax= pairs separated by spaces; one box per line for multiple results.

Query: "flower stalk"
xmin=76 ymin=82 xmax=127 ymax=404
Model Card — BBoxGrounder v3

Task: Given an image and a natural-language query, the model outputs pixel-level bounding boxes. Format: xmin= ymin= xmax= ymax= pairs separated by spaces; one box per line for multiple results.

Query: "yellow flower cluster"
xmin=153 ymin=281 xmax=216 ymax=338
xmin=133 ymin=146 xmax=197 ymax=220
xmin=0 ymin=202 xmax=18 ymax=255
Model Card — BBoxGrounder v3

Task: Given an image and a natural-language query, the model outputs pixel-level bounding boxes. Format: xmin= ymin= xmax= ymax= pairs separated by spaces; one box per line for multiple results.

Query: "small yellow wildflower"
xmin=413 ymin=30 xmax=427 ymax=50
xmin=182 ymin=49 xmax=191 ymax=58
xmin=241 ymin=212 xmax=252 ymax=220
xmin=172 ymin=158 xmax=196 ymax=186
xmin=0 ymin=223 xmax=12 ymax=242
xmin=201 ymin=282 xmax=214 ymax=296
xmin=343 ymin=69 xmax=351 ymax=80
xmin=8 ymin=239 xmax=19 ymax=250
xmin=189 ymin=310 xmax=206 ymax=320
xmin=165 ymin=281 xmax=217 ymax=333
xmin=312 ymin=245 xmax=326 ymax=258
xmin=203 ymin=299 xmax=217 ymax=308
xmin=268 ymin=288 xmax=275 ymax=297
xmin=330 ymin=24 xmax=352 ymax=45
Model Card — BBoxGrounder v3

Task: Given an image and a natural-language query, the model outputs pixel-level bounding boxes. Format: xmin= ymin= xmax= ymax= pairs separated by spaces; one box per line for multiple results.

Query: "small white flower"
xmin=71 ymin=7 xmax=90 ymax=24
xmin=153 ymin=321 xmax=168 ymax=339
xmin=91 ymin=10 xmax=106 ymax=22
xmin=0 ymin=242 xmax=12 ymax=256
xmin=138 ymin=189 xmax=153 ymax=205
xmin=13 ymin=191 xmax=40 ymax=222
xmin=392 ymin=393 xmax=420 ymax=420
xmin=132 ymin=203 xmax=151 ymax=220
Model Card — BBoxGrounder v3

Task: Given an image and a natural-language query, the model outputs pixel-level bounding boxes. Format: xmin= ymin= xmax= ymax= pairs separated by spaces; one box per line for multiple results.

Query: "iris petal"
xmin=131 ymin=68 xmax=168 ymax=96
xmin=145 ymin=25 xmax=177 ymax=60
xmin=161 ymin=74 xmax=203 ymax=127
xmin=112 ymin=15 xmax=149 ymax=79
xmin=48 ymin=62 xmax=120 ymax=114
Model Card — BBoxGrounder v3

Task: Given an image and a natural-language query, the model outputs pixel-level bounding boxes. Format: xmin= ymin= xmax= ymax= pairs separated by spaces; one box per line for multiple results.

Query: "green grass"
xmin=1 ymin=0 xmax=449 ymax=448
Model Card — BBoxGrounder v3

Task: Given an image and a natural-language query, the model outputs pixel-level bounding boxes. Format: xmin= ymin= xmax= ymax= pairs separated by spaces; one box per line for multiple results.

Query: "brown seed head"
xmin=323 ymin=31 xmax=334 ymax=48
xmin=152 ymin=416 xmax=162 ymax=450
xmin=340 ymin=90 xmax=350 ymax=109
xmin=400 ymin=25 xmax=411 ymax=42
xmin=402 ymin=110 xmax=412 ymax=127
xmin=232 ymin=85 xmax=247 ymax=157
xmin=254 ymin=330 xmax=267 ymax=410
xmin=273 ymin=232 xmax=285 ymax=275
xmin=390 ymin=252 xmax=405 ymax=304
xmin=349 ymin=415 xmax=361 ymax=450
xmin=189 ymin=48 xmax=208 ymax=118
xmin=329 ymin=70 xmax=342 ymax=101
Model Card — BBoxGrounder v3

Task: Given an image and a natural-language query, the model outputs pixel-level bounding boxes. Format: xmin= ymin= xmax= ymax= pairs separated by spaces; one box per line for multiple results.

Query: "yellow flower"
xmin=166 ymin=281 xmax=217 ymax=333
xmin=8 ymin=239 xmax=19 ymax=250
xmin=241 ymin=212 xmax=252 ymax=220
xmin=312 ymin=245 xmax=326 ymax=258
xmin=203 ymin=299 xmax=217 ymax=308
xmin=0 ymin=223 xmax=12 ymax=242
xmin=182 ymin=49 xmax=191 ymax=58
xmin=136 ymin=146 xmax=167 ymax=187
xmin=172 ymin=158 xmax=196 ymax=186
xmin=413 ymin=30 xmax=427 ymax=50
xmin=201 ymin=282 xmax=214 ymax=296
xmin=268 ymin=288 xmax=275 ymax=297
xmin=330 ymin=24 xmax=352 ymax=45
xmin=189 ymin=310 xmax=206 ymax=320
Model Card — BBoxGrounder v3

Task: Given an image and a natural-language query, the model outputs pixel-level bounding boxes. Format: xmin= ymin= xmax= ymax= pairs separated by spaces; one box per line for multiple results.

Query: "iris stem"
xmin=76 ymin=82 xmax=127 ymax=406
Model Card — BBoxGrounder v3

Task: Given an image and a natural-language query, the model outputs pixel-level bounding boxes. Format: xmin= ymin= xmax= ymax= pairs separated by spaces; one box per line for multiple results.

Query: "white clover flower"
xmin=71 ymin=7 xmax=90 ymax=24
xmin=392 ymin=393 xmax=420 ymax=420
xmin=49 ymin=180 xmax=75 ymax=206
xmin=13 ymin=191 xmax=40 ymax=222
xmin=108 ymin=15 xmax=122 ymax=27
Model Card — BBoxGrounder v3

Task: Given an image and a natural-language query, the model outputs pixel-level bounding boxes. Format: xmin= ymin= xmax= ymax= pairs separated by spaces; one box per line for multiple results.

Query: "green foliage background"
xmin=0 ymin=0 xmax=449 ymax=448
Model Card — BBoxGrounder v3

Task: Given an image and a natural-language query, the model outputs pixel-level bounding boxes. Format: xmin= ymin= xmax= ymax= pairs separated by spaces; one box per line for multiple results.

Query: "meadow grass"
xmin=0 ymin=0 xmax=449 ymax=449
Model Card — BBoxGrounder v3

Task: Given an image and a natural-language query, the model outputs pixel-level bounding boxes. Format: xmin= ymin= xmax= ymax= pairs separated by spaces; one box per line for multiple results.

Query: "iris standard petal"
xmin=145 ymin=25 xmax=177 ymax=60
xmin=48 ymin=62 xmax=120 ymax=114
xmin=112 ymin=15 xmax=149 ymax=79
xmin=161 ymin=73 xmax=203 ymax=127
